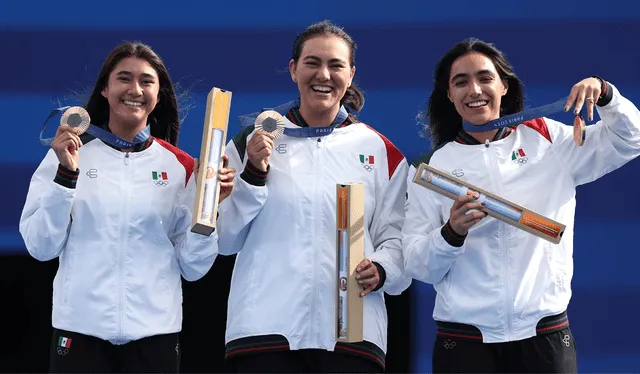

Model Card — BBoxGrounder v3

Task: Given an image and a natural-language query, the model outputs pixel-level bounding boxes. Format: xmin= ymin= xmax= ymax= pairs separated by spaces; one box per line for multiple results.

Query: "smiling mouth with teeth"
xmin=467 ymin=101 xmax=488 ymax=108
xmin=311 ymin=86 xmax=333 ymax=93
xmin=123 ymin=100 xmax=143 ymax=107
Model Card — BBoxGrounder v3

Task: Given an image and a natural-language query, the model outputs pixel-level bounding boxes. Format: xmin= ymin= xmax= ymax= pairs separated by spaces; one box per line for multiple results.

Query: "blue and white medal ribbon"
xmin=462 ymin=97 xmax=568 ymax=133
xmin=238 ymin=98 xmax=354 ymax=138
xmin=40 ymin=106 xmax=151 ymax=148
xmin=461 ymin=97 xmax=585 ymax=146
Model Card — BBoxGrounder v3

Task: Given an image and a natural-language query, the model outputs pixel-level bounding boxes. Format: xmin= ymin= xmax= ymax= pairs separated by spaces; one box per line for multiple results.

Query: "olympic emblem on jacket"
xmin=511 ymin=148 xmax=528 ymax=165
xmin=151 ymin=171 xmax=169 ymax=187
xmin=359 ymin=154 xmax=375 ymax=172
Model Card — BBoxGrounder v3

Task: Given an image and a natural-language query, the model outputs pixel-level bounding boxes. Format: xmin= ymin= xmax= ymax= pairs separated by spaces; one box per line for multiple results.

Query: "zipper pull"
xmin=124 ymin=152 xmax=130 ymax=165
xmin=317 ymin=138 xmax=322 ymax=148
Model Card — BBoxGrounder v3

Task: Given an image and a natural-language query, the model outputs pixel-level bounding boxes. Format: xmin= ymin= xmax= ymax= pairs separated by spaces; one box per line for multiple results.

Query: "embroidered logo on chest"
xmin=152 ymin=171 xmax=169 ymax=187
xmin=359 ymin=154 xmax=375 ymax=172
xmin=511 ymin=148 xmax=528 ymax=165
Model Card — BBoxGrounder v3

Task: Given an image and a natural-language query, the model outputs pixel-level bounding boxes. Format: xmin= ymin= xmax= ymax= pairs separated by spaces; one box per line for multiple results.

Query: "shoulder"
xmin=410 ymin=141 xmax=450 ymax=168
xmin=153 ymin=138 xmax=195 ymax=185
xmin=357 ymin=123 xmax=406 ymax=179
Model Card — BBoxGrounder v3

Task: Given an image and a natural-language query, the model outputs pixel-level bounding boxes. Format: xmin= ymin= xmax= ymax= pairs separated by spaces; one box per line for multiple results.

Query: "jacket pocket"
xmin=543 ymin=242 xmax=570 ymax=294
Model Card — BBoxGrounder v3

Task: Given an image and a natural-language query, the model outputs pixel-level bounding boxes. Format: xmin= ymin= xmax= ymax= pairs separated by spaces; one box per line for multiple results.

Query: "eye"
xmin=305 ymin=61 xmax=319 ymax=66
xmin=118 ymin=76 xmax=130 ymax=82
xmin=454 ymin=80 xmax=466 ymax=87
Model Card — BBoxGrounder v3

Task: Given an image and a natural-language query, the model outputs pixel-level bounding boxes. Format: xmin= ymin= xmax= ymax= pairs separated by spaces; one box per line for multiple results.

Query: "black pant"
xmin=231 ymin=349 xmax=383 ymax=373
xmin=432 ymin=327 xmax=577 ymax=373
xmin=49 ymin=328 xmax=181 ymax=373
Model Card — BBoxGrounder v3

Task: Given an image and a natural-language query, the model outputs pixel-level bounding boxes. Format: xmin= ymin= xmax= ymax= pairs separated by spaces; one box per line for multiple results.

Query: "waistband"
xmin=224 ymin=334 xmax=386 ymax=369
xmin=436 ymin=310 xmax=569 ymax=341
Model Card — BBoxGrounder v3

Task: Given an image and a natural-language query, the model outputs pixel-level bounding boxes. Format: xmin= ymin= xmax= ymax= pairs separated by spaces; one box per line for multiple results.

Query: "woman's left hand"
xmin=355 ymin=258 xmax=380 ymax=297
xmin=564 ymin=77 xmax=602 ymax=122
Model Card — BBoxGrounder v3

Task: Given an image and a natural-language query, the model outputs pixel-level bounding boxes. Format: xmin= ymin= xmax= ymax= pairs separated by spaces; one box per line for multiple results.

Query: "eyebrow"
xmin=302 ymin=55 xmax=348 ymax=64
xmin=115 ymin=70 xmax=157 ymax=79
xmin=450 ymin=69 xmax=496 ymax=82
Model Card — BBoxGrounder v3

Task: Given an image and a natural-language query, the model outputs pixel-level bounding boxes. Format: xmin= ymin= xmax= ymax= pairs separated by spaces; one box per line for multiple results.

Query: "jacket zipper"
xmin=118 ymin=152 xmax=131 ymax=342
xmin=309 ymin=137 xmax=323 ymax=342
xmin=483 ymin=144 xmax=513 ymax=340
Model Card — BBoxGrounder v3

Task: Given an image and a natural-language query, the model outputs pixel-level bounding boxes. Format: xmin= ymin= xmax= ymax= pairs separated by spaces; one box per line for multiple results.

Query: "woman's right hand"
xmin=246 ymin=131 xmax=275 ymax=172
xmin=51 ymin=124 xmax=83 ymax=171
xmin=449 ymin=192 xmax=487 ymax=236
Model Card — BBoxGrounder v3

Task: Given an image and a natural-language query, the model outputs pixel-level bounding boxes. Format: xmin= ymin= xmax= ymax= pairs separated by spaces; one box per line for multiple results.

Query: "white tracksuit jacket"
xmin=402 ymin=83 xmax=640 ymax=343
xmin=217 ymin=114 xmax=412 ymax=359
xmin=19 ymin=135 xmax=218 ymax=344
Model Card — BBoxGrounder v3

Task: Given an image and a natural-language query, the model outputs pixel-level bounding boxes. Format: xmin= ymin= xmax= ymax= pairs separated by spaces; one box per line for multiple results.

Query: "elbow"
xmin=403 ymin=255 xmax=444 ymax=285
xmin=25 ymin=245 xmax=59 ymax=262
xmin=21 ymin=234 xmax=60 ymax=262
xmin=180 ymin=253 xmax=217 ymax=282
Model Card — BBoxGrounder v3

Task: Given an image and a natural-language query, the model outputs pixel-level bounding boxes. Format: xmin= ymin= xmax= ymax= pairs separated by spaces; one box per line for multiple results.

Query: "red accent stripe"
xmin=536 ymin=320 xmax=569 ymax=333
xmin=57 ymin=168 xmax=78 ymax=178
xmin=153 ymin=138 xmax=194 ymax=187
xmin=226 ymin=344 xmax=290 ymax=357
xmin=335 ymin=346 xmax=385 ymax=367
xmin=364 ymin=125 xmax=404 ymax=180
xmin=522 ymin=118 xmax=552 ymax=143
xmin=436 ymin=331 xmax=483 ymax=340
xmin=245 ymin=165 xmax=267 ymax=177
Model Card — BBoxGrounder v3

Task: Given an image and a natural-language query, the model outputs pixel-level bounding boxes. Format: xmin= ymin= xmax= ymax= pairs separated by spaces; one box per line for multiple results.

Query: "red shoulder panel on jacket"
xmin=522 ymin=118 xmax=552 ymax=143
xmin=154 ymin=138 xmax=195 ymax=187
xmin=364 ymin=125 xmax=405 ymax=180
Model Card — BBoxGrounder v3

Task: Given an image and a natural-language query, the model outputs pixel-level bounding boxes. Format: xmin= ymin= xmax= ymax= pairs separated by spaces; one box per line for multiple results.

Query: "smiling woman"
xmin=402 ymin=38 xmax=640 ymax=373
xmin=217 ymin=20 xmax=411 ymax=373
xmin=85 ymin=43 xmax=181 ymax=147
xmin=18 ymin=41 xmax=236 ymax=373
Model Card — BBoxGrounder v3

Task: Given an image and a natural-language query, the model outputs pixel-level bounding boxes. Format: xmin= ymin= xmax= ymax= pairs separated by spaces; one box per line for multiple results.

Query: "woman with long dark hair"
xmin=403 ymin=38 xmax=640 ymax=373
xmin=20 ymin=42 xmax=235 ymax=373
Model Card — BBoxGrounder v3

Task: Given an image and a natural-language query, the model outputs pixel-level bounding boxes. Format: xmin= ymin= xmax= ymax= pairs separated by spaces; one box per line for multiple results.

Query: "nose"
xmin=128 ymin=81 xmax=143 ymax=96
xmin=316 ymin=65 xmax=330 ymax=81
xmin=469 ymin=80 xmax=482 ymax=96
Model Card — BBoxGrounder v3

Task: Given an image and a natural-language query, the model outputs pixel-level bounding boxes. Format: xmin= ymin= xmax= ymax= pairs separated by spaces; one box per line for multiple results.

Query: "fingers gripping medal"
xmin=573 ymin=114 xmax=586 ymax=146
xmin=254 ymin=110 xmax=285 ymax=138
xmin=60 ymin=106 xmax=91 ymax=134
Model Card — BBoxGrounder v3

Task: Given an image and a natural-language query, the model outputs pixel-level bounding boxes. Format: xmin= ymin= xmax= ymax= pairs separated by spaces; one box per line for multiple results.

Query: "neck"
xmin=108 ymin=120 xmax=146 ymax=151
xmin=298 ymin=104 xmax=340 ymax=127
xmin=468 ymin=129 xmax=498 ymax=144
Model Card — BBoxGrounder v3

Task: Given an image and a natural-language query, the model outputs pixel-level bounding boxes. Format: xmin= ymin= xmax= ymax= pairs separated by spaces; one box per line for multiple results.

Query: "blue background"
xmin=1 ymin=0 xmax=638 ymax=372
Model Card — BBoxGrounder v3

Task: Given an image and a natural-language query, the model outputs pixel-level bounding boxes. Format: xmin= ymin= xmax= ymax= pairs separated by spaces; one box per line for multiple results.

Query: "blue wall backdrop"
xmin=1 ymin=0 xmax=639 ymax=372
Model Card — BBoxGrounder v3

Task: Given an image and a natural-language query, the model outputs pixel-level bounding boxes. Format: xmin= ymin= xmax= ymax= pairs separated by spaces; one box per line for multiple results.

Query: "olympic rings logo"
xmin=154 ymin=180 xmax=169 ymax=187
xmin=562 ymin=334 xmax=571 ymax=347
xmin=56 ymin=347 xmax=69 ymax=356
xmin=513 ymin=157 xmax=528 ymax=165
xmin=362 ymin=164 xmax=374 ymax=172
xmin=443 ymin=339 xmax=456 ymax=349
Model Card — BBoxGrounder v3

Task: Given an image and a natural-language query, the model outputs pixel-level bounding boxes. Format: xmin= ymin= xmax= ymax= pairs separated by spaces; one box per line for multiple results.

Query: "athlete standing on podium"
xmin=402 ymin=38 xmax=640 ymax=373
